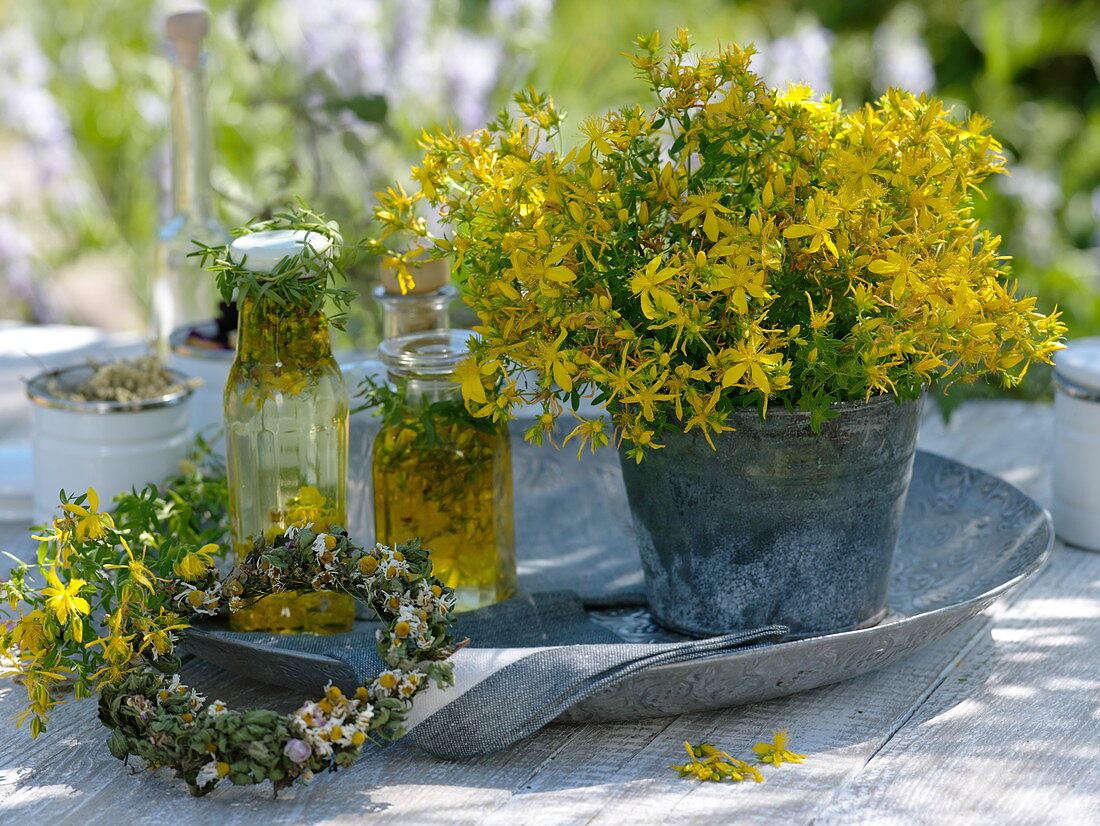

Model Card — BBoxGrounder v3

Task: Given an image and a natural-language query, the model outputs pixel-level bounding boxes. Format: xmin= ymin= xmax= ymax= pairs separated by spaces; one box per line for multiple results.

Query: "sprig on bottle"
xmin=190 ymin=204 xmax=361 ymax=330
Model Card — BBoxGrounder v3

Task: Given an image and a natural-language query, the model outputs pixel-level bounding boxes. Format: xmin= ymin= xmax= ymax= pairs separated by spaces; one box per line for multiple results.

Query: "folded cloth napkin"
xmin=209 ymin=591 xmax=787 ymax=760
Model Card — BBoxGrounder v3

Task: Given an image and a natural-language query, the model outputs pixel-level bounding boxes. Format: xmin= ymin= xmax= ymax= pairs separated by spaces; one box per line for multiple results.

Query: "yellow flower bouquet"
xmin=373 ymin=29 xmax=1067 ymax=638
xmin=374 ymin=30 xmax=1064 ymax=461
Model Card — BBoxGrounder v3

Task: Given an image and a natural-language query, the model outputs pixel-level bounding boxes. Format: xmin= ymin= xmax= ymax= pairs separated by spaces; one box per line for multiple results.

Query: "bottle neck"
xmin=390 ymin=374 xmax=462 ymax=407
xmin=236 ymin=297 xmax=333 ymax=366
xmin=373 ymin=284 xmax=457 ymax=339
xmin=169 ymin=53 xmax=214 ymax=221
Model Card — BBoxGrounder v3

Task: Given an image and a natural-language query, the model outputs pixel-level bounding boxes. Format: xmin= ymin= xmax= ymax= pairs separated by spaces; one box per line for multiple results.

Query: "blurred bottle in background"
xmin=152 ymin=9 xmax=229 ymax=354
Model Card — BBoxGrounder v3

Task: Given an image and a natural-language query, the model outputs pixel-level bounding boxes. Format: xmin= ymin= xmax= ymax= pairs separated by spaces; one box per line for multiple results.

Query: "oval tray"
xmin=184 ymin=451 xmax=1053 ymax=721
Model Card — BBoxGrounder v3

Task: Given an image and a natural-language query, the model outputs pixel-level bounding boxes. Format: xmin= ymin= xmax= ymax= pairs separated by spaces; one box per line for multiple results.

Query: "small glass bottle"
xmin=224 ymin=230 xmax=354 ymax=633
xmin=372 ymin=330 xmax=516 ymax=611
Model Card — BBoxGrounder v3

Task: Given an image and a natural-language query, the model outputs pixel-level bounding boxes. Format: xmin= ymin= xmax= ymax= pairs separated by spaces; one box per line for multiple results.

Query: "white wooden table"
xmin=2 ymin=400 xmax=1097 ymax=825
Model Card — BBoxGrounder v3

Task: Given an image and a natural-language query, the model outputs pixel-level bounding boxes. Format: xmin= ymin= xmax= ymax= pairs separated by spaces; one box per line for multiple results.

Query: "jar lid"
xmin=229 ymin=230 xmax=332 ymax=274
xmin=1054 ymin=337 xmax=1100 ymax=392
xmin=378 ymin=329 xmax=476 ymax=377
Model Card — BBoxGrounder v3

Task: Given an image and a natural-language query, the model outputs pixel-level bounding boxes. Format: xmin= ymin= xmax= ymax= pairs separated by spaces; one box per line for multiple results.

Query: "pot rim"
xmin=26 ymin=364 xmax=195 ymax=414
xmin=727 ymin=391 xmax=917 ymax=420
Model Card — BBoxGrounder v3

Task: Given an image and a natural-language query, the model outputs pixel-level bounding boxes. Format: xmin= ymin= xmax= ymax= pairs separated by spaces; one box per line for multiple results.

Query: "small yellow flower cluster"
xmin=672 ymin=730 xmax=805 ymax=783
xmin=2 ymin=485 xmax=210 ymax=736
xmin=672 ymin=742 xmax=764 ymax=783
xmin=374 ymin=30 xmax=1065 ymax=456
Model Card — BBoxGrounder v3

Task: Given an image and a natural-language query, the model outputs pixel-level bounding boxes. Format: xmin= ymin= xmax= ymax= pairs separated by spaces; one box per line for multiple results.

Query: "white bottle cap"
xmin=1054 ymin=337 xmax=1100 ymax=392
xmin=229 ymin=230 xmax=332 ymax=274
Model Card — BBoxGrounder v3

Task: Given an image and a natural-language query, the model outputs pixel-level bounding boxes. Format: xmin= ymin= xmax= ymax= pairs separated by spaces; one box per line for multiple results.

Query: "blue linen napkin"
xmin=210 ymin=591 xmax=787 ymax=759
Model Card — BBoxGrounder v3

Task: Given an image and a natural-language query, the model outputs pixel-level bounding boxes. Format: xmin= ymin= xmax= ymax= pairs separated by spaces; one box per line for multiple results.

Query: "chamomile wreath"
xmin=1 ymin=444 xmax=457 ymax=797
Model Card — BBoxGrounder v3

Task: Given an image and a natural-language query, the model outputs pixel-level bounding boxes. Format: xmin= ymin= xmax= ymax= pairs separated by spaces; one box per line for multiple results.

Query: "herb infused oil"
xmin=223 ymin=230 xmax=354 ymax=633
xmin=371 ymin=330 xmax=516 ymax=611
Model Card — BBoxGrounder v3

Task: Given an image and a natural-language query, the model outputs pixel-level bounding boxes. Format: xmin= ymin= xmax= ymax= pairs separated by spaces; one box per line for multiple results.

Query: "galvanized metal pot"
xmin=618 ymin=395 xmax=922 ymax=638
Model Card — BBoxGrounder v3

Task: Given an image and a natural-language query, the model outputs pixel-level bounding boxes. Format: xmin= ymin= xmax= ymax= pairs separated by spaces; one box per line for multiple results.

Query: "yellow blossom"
xmin=677 ymin=192 xmax=733 ymax=242
xmin=630 ymin=256 xmax=682 ymax=320
xmin=782 ymin=195 xmax=839 ymax=257
xmin=61 ymin=488 xmax=113 ymax=544
xmin=9 ymin=610 xmax=50 ymax=656
xmin=104 ymin=540 xmax=156 ymax=591
xmin=174 ymin=543 xmax=219 ymax=580
xmin=752 ymin=729 xmax=805 ymax=766
xmin=41 ymin=568 xmax=90 ymax=625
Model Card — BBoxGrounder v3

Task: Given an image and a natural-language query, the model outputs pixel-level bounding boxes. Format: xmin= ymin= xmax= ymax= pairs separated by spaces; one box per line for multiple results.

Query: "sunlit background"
xmin=1 ymin=0 xmax=1098 ymax=398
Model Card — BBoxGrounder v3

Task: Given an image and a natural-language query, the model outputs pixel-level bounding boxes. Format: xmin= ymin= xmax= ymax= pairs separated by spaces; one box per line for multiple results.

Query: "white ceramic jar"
xmin=26 ymin=365 xmax=194 ymax=524
xmin=1053 ymin=337 xmax=1100 ymax=551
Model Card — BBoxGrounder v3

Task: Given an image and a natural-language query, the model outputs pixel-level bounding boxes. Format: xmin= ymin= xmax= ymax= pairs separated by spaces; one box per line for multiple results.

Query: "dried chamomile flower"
xmin=47 ymin=353 xmax=199 ymax=403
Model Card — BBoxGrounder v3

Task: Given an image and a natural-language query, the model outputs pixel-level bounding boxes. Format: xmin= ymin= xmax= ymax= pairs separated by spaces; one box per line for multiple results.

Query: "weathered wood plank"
xmin=811 ymin=545 xmax=1100 ymax=825
xmin=470 ymin=581 xmax=1041 ymax=825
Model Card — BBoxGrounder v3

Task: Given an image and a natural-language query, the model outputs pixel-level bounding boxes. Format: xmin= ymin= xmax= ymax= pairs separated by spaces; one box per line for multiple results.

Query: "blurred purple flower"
xmin=873 ymin=12 xmax=935 ymax=95
xmin=442 ymin=32 xmax=504 ymax=130
xmin=0 ymin=26 xmax=86 ymax=202
xmin=752 ymin=21 xmax=834 ymax=95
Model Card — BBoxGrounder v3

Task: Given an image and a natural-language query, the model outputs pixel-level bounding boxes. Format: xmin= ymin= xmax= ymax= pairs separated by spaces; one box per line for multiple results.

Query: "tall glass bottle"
xmin=152 ymin=10 xmax=227 ymax=352
xmin=372 ymin=330 xmax=516 ymax=611
xmin=224 ymin=230 xmax=354 ymax=634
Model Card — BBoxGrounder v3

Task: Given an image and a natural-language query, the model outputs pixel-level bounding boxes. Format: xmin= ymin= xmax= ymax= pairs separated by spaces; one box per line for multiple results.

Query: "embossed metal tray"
xmin=184 ymin=449 xmax=1053 ymax=722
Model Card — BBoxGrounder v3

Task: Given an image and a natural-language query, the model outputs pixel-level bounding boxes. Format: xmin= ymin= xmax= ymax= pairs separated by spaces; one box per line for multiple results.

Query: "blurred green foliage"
xmin=3 ymin=0 xmax=1098 ymax=377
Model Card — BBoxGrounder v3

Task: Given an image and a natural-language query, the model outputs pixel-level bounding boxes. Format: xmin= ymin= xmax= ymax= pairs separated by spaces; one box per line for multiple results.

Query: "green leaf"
xmin=325 ymin=94 xmax=389 ymax=124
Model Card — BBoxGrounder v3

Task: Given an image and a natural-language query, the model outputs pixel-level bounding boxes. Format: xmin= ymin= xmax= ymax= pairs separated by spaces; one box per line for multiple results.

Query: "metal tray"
xmin=183 ymin=450 xmax=1053 ymax=722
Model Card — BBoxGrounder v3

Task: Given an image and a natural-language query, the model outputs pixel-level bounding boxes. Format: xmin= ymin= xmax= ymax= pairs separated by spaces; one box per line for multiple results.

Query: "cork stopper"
xmin=165 ymin=10 xmax=209 ymax=70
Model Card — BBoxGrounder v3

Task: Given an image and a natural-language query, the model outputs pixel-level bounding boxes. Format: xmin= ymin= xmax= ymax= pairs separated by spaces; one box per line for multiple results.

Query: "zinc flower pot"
xmin=27 ymin=364 xmax=194 ymax=523
xmin=618 ymin=395 xmax=922 ymax=638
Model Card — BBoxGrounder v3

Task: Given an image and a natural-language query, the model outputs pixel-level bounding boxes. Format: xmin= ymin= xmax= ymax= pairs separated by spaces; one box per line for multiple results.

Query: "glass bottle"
xmin=152 ymin=10 xmax=228 ymax=353
xmin=224 ymin=230 xmax=354 ymax=633
xmin=372 ymin=330 xmax=516 ymax=611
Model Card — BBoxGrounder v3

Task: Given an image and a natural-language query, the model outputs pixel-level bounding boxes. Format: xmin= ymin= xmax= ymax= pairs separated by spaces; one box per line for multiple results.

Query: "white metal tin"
xmin=27 ymin=365 xmax=193 ymax=525
xmin=1053 ymin=337 xmax=1100 ymax=551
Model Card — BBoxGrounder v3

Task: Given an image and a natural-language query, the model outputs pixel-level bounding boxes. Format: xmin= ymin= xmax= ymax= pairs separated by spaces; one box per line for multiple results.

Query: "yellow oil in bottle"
xmin=373 ymin=418 xmax=516 ymax=611
xmin=223 ymin=286 xmax=355 ymax=634
xmin=228 ymin=548 xmax=356 ymax=634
